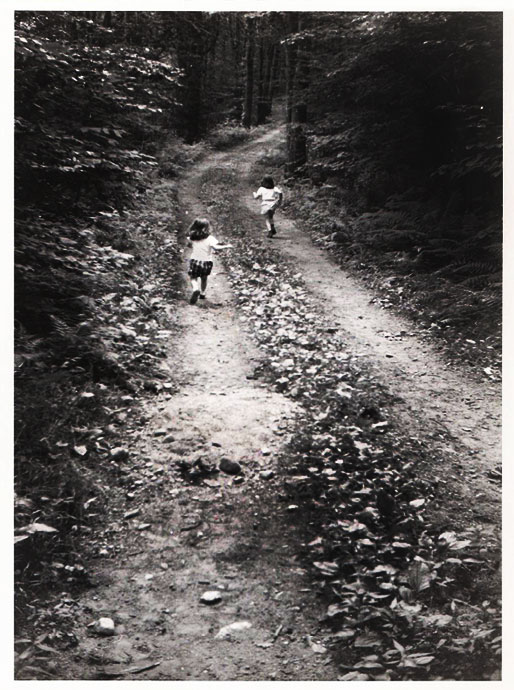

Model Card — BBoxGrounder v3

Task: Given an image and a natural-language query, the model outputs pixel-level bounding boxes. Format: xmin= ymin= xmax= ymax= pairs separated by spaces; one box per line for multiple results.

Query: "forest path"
xmin=244 ymin=200 xmax=501 ymax=472
xmin=57 ymin=137 xmax=341 ymax=680
xmin=55 ymin=126 xmax=500 ymax=681
xmin=225 ymin=125 xmax=501 ymax=519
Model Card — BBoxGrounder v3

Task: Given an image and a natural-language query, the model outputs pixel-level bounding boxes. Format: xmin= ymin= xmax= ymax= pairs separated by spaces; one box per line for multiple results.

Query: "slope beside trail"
xmin=50 ymin=126 xmax=500 ymax=681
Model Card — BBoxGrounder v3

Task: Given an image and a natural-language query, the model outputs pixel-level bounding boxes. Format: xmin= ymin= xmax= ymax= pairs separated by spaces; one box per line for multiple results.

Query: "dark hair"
xmin=188 ymin=217 xmax=211 ymax=241
xmin=261 ymin=175 xmax=274 ymax=189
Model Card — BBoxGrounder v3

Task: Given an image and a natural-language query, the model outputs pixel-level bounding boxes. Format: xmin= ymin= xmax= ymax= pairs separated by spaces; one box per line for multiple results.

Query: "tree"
xmin=284 ymin=12 xmax=310 ymax=173
xmin=242 ymin=15 xmax=256 ymax=127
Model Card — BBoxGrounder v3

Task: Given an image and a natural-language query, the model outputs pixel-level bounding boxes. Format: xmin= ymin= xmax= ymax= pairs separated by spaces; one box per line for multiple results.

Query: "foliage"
xmin=156 ymin=136 xmax=206 ymax=178
xmin=15 ymin=179 xmax=182 ymax=610
xmin=206 ymin=123 xmax=253 ymax=150
xmin=304 ymin=12 xmax=502 ymax=192
xmin=15 ymin=12 xmax=181 ymax=217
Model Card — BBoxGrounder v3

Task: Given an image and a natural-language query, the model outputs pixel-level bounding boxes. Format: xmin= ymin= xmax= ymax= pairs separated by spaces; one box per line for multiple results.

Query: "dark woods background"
xmin=16 ymin=11 xmax=502 ymax=201
xmin=15 ymin=10 xmax=502 ymax=320
xmin=14 ymin=9 xmax=502 ymax=642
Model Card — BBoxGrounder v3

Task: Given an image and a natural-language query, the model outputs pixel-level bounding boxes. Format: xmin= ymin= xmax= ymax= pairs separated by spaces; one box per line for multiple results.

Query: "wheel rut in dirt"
xmin=263 ymin=211 xmax=501 ymax=470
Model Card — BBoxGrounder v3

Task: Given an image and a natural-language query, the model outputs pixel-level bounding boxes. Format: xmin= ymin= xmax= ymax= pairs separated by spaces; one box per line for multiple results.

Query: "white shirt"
xmin=254 ymin=186 xmax=282 ymax=203
xmin=190 ymin=235 xmax=219 ymax=261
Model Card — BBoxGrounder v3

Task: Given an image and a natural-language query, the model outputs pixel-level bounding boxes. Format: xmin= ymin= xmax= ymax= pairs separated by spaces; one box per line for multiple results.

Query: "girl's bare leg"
xmin=266 ymin=211 xmax=276 ymax=237
xmin=200 ymin=276 xmax=208 ymax=297
xmin=189 ymin=277 xmax=201 ymax=304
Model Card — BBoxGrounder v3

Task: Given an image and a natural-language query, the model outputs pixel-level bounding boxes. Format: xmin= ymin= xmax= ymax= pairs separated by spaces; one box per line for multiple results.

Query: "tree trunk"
xmin=256 ymin=36 xmax=267 ymax=125
xmin=264 ymin=44 xmax=278 ymax=119
xmin=242 ymin=16 xmax=255 ymax=128
xmin=286 ymin=15 xmax=309 ymax=174
xmin=284 ymin=13 xmax=299 ymax=124
xmin=285 ymin=43 xmax=296 ymax=124
xmin=170 ymin=14 xmax=205 ymax=142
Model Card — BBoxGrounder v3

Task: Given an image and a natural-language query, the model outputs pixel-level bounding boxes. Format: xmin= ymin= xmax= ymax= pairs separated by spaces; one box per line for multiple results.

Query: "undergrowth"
xmin=205 ymin=123 xmax=253 ymax=151
xmin=14 ymin=173 xmax=183 ymax=647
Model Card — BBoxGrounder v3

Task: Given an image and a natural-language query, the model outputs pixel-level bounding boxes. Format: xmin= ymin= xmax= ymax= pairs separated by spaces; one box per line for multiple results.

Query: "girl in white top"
xmin=253 ymin=175 xmax=283 ymax=238
xmin=187 ymin=218 xmax=232 ymax=304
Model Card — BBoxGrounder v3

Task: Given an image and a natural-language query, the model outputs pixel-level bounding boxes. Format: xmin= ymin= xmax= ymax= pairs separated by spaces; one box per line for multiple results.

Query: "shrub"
xmin=207 ymin=123 xmax=252 ymax=150
xmin=156 ymin=136 xmax=206 ymax=178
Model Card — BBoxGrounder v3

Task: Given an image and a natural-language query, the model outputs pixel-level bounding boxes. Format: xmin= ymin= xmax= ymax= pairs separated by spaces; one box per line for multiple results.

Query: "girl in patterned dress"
xmin=187 ymin=218 xmax=232 ymax=304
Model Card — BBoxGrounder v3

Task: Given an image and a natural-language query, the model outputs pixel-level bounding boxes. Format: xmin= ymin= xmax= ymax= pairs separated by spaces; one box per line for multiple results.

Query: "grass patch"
xmin=156 ymin=135 xmax=206 ymax=178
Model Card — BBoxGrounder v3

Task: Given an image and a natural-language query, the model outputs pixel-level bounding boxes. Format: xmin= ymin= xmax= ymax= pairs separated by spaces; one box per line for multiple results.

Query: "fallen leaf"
xmin=354 ymin=632 xmax=382 ymax=648
xmin=14 ymin=534 xmax=30 ymax=544
xmin=215 ymin=621 xmax=252 ymax=639
xmin=24 ymin=523 xmax=58 ymax=534
xmin=313 ymin=561 xmax=339 ymax=575
xmin=338 ymin=671 xmax=370 ymax=680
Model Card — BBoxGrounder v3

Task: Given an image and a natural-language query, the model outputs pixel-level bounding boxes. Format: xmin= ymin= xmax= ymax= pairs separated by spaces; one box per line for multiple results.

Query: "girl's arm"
xmin=210 ymin=236 xmax=233 ymax=250
xmin=270 ymin=189 xmax=283 ymax=211
xmin=253 ymin=187 xmax=262 ymax=199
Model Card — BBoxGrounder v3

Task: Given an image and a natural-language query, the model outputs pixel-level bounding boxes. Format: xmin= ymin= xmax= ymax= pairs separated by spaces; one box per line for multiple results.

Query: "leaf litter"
xmin=197 ymin=165 xmax=501 ymax=681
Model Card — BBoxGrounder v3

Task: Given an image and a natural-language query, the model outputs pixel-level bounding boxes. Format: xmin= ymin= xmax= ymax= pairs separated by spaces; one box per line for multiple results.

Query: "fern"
xmin=49 ymin=314 xmax=75 ymax=339
xmin=485 ymin=242 xmax=502 ymax=261
xmin=460 ymin=275 xmax=495 ymax=290
xmin=451 ymin=261 xmax=499 ymax=278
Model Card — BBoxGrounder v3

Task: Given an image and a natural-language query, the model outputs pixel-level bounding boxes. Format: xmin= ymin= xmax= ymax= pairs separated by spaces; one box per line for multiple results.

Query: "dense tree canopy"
xmin=15 ymin=12 xmax=182 ymax=216
xmin=305 ymin=13 xmax=502 ymax=208
xmin=288 ymin=12 xmax=502 ymax=300
xmin=14 ymin=7 xmax=502 ymax=382
xmin=16 ymin=11 xmax=501 ymax=217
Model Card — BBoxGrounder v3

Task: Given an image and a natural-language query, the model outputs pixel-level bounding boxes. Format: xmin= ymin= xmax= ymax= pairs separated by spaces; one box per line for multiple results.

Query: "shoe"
xmin=200 ymin=294 xmax=206 ymax=299
xmin=190 ymin=290 xmax=200 ymax=304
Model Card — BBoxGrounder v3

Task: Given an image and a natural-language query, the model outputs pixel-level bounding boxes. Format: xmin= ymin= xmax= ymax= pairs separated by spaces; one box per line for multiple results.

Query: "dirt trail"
xmin=221 ymin=126 xmax=501 ymax=516
xmin=257 ymin=205 xmax=501 ymax=471
xmin=54 ymin=127 xmax=500 ymax=680
xmin=56 ymin=142 xmax=342 ymax=681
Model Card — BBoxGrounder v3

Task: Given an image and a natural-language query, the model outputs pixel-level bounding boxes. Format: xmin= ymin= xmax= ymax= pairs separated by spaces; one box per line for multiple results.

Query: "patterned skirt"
xmin=188 ymin=259 xmax=213 ymax=279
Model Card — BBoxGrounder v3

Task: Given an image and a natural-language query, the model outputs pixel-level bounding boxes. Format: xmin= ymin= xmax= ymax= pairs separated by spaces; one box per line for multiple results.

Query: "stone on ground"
xmin=200 ymin=591 xmax=223 ymax=605
xmin=215 ymin=621 xmax=253 ymax=639
xmin=219 ymin=458 xmax=241 ymax=475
